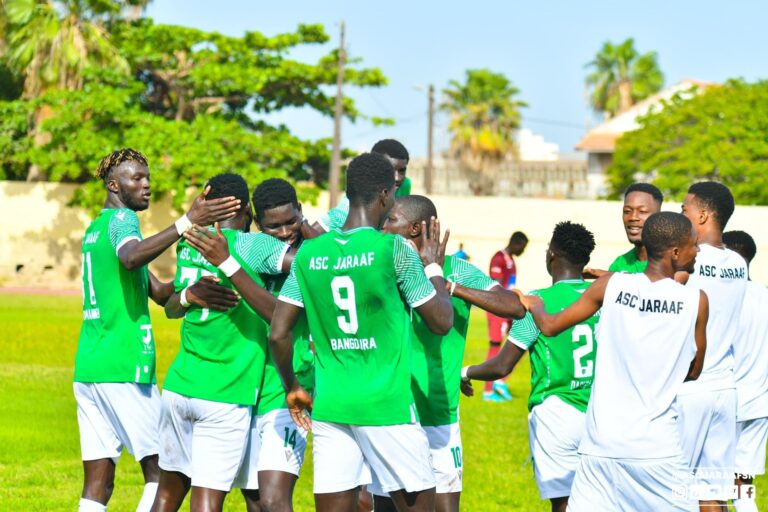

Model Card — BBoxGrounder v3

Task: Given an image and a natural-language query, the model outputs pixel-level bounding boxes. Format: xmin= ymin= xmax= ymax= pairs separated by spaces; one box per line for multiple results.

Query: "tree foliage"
xmin=608 ymin=80 xmax=768 ymax=205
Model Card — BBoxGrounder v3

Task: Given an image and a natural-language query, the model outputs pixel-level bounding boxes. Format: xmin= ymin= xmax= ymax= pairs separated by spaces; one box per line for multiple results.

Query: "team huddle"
xmin=73 ymin=140 xmax=767 ymax=512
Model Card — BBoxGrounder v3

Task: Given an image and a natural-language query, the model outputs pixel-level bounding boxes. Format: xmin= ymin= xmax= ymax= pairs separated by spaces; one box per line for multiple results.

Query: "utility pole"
xmin=426 ymin=84 xmax=435 ymax=194
xmin=328 ymin=21 xmax=345 ymax=209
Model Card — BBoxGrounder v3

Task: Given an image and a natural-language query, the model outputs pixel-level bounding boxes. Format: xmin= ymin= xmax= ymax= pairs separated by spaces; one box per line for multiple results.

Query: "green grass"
xmin=1 ymin=294 xmax=764 ymax=511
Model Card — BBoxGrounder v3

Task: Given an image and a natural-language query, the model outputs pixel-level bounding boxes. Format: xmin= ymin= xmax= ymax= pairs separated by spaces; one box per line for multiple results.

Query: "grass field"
xmin=2 ymin=293 xmax=766 ymax=511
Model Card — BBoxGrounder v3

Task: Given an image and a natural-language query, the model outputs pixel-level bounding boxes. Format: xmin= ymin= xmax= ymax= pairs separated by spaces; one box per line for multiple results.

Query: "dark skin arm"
xmin=582 ymin=267 xmax=609 ymax=280
xmin=464 ymin=342 xmax=527 ymax=394
xmin=183 ymin=224 xmax=278 ymax=323
xmin=165 ymin=276 xmax=240 ymax=319
xmin=413 ymin=218 xmax=454 ymax=335
xmin=148 ymin=271 xmax=174 ymax=306
xmin=685 ymin=290 xmax=708 ymax=381
xmin=451 ymin=283 xmax=526 ymax=319
xmin=300 ymin=219 xmax=322 ymax=241
xmin=117 ymin=187 xmax=241 ymax=271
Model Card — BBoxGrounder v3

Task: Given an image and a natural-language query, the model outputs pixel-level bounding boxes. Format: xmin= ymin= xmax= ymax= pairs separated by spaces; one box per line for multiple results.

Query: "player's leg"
xmin=152 ymin=390 xmax=195 ymax=512
xmin=138 ymin=455 xmax=160 ymax=512
xmin=357 ymin=487 xmax=374 ymax=512
xmin=256 ymin=471 xmax=297 ymax=512
xmin=151 ymin=471 xmax=190 ymax=512
xmin=387 ymin=488 xmax=436 ymax=512
xmin=732 ymin=417 xmax=767 ymax=512
xmin=81 ymin=459 xmax=116 ymax=509
xmin=422 ymin=423 xmax=462 ymax=512
xmin=312 ymin=421 xmax=371 ymax=512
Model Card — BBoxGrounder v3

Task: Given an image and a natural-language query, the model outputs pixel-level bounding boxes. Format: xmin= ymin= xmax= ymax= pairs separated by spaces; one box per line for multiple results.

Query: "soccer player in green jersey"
xmin=270 ymin=152 xmax=454 ymax=512
xmin=461 ymin=221 xmax=599 ymax=512
xmin=372 ymin=195 xmax=525 ymax=512
xmin=151 ymin=173 xmax=288 ymax=512
xmin=74 ymin=149 xmax=240 ymax=512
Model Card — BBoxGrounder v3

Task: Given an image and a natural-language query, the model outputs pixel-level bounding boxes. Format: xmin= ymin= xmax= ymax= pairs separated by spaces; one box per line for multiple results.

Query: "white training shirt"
xmin=734 ymin=280 xmax=768 ymax=421
xmin=679 ymin=244 xmax=747 ymax=394
xmin=579 ymin=272 xmax=700 ymax=459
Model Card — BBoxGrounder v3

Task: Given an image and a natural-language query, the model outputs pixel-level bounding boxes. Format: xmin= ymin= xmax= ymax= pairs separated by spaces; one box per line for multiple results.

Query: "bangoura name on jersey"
xmin=698 ymin=264 xmax=746 ymax=279
xmin=330 ymin=337 xmax=378 ymax=351
xmin=308 ymin=252 xmax=375 ymax=270
xmin=615 ymin=292 xmax=685 ymax=314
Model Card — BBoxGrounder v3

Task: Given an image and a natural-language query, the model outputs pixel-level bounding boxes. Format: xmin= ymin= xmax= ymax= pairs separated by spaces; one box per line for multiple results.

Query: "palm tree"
xmin=441 ymin=69 xmax=527 ymax=182
xmin=585 ymin=38 xmax=663 ymax=118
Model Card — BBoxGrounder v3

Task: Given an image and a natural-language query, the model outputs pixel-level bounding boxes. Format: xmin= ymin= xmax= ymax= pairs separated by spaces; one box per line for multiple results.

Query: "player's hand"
xmin=286 ymin=385 xmax=313 ymax=431
xmin=186 ymin=185 xmax=241 ymax=226
xmin=582 ymin=267 xmax=608 ymax=280
xmin=419 ymin=217 xmax=450 ymax=267
xmin=520 ymin=294 xmax=543 ymax=312
xmin=460 ymin=379 xmax=474 ymax=397
xmin=187 ymin=276 xmax=240 ymax=311
xmin=183 ymin=222 xmax=231 ymax=266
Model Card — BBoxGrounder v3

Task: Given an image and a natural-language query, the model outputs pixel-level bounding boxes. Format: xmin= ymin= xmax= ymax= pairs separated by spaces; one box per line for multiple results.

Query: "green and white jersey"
xmin=163 ymin=230 xmax=289 ymax=405
xmin=507 ymin=280 xmax=600 ymax=413
xmin=279 ymin=227 xmax=436 ymax=426
xmin=609 ymin=248 xmax=647 ymax=273
xmin=317 ymin=196 xmax=350 ymax=232
xmin=255 ymin=272 xmax=315 ymax=415
xmin=411 ymin=255 xmax=497 ymax=426
xmin=75 ymin=208 xmax=155 ymax=384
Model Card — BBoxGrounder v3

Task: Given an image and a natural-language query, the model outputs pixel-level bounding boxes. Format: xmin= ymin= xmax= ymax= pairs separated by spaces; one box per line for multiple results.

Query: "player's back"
xmin=580 ymin=272 xmax=700 ymax=459
xmin=734 ymin=280 xmax=768 ymax=421
xmin=681 ymin=244 xmax=747 ymax=392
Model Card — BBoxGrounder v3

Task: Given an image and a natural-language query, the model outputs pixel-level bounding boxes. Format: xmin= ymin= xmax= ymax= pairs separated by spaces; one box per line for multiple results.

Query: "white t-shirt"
xmin=734 ymin=280 xmax=768 ymax=421
xmin=579 ymin=272 xmax=699 ymax=459
xmin=680 ymin=244 xmax=747 ymax=393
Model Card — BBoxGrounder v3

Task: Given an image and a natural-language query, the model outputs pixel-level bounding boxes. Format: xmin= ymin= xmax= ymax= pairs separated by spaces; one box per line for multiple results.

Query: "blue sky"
xmin=147 ymin=0 xmax=768 ymax=158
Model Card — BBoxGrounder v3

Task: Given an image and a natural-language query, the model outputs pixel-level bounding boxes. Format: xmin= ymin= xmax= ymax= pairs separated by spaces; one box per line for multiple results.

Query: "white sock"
xmin=136 ymin=482 xmax=159 ymax=512
xmin=79 ymin=498 xmax=107 ymax=512
xmin=733 ymin=498 xmax=758 ymax=512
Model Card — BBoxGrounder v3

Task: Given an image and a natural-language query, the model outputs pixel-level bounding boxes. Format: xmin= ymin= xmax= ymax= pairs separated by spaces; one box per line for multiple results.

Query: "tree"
xmin=608 ymin=79 xmax=768 ymax=205
xmin=585 ymin=38 xmax=663 ymax=118
xmin=441 ymin=69 xmax=526 ymax=193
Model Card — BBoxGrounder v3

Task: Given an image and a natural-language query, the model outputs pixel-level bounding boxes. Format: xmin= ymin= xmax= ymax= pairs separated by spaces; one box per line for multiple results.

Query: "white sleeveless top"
xmin=734 ymin=281 xmax=768 ymax=420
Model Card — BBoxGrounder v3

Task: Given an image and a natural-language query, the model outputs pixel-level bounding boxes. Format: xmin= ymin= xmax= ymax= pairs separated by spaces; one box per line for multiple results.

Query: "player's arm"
xmin=582 ymin=267 xmax=609 ymax=279
xmin=527 ymin=274 xmax=610 ymax=337
xmin=148 ymin=271 xmax=174 ymax=306
xmin=165 ymin=276 xmax=240 ymax=319
xmin=452 ymin=283 xmax=526 ymax=319
xmin=117 ymin=187 xmax=241 ymax=270
xmin=183 ymin=224 xmax=278 ymax=322
xmin=685 ymin=290 xmax=709 ymax=382
xmin=409 ymin=218 xmax=453 ymax=335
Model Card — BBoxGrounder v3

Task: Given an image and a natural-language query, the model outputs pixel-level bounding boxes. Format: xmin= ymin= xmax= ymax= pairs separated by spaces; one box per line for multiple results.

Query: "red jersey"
xmin=489 ymin=250 xmax=517 ymax=289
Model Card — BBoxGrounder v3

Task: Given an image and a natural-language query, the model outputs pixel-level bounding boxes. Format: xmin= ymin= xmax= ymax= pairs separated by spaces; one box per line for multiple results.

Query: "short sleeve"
xmin=235 ymin=232 xmax=290 ymax=275
xmin=507 ymin=311 xmax=540 ymax=350
xmin=108 ymin=209 xmax=141 ymax=254
xmin=489 ymin=252 xmax=505 ymax=281
xmin=393 ymin=235 xmax=436 ymax=307
xmin=451 ymin=257 xmax=498 ymax=291
xmin=277 ymin=259 xmax=304 ymax=308
xmin=318 ymin=196 xmax=350 ymax=231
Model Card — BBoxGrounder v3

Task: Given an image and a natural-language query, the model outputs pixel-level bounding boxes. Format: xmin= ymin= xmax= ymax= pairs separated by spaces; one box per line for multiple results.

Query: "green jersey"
xmin=318 ymin=196 xmax=350 ymax=232
xmin=255 ymin=272 xmax=315 ymax=415
xmin=396 ymin=177 xmax=412 ymax=197
xmin=507 ymin=280 xmax=599 ymax=413
xmin=411 ymin=255 xmax=497 ymax=426
xmin=163 ymin=230 xmax=289 ymax=405
xmin=75 ymin=208 xmax=155 ymax=384
xmin=609 ymin=248 xmax=647 ymax=273
xmin=279 ymin=228 xmax=436 ymax=426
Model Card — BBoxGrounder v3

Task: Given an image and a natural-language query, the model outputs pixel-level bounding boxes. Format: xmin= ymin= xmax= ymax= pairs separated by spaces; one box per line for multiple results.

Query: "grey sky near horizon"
xmin=147 ymin=0 xmax=768 ymax=159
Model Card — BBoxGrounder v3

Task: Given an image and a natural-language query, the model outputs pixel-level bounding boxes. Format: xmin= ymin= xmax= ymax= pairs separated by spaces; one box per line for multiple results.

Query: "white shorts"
xmin=677 ymin=388 xmax=736 ymax=496
xmin=528 ymin=396 xmax=586 ymax=499
xmin=568 ymin=454 xmax=696 ymax=512
xmin=74 ymin=382 xmax=161 ymax=463
xmin=313 ymin=421 xmax=435 ymax=495
xmin=233 ymin=408 xmax=308 ymax=490
xmin=158 ymin=390 xmax=250 ymax=491
xmin=736 ymin=417 xmax=768 ymax=476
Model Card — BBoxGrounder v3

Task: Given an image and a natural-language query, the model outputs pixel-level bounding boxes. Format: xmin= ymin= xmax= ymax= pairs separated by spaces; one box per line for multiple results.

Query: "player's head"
xmin=372 ymin=139 xmax=409 ymax=191
xmin=622 ymin=182 xmax=663 ymax=245
xmin=642 ymin=212 xmax=698 ymax=273
xmin=382 ymin=195 xmax=438 ymax=245
xmin=96 ymin=148 xmax=150 ymax=211
xmin=205 ymin=173 xmax=251 ymax=231
xmin=546 ymin=221 xmax=596 ymax=276
xmin=507 ymin=231 xmax=529 ymax=256
xmin=346 ymin=152 xmax=396 ymax=227
xmin=683 ymin=181 xmax=735 ymax=233
xmin=252 ymin=178 xmax=303 ymax=248
xmin=723 ymin=230 xmax=756 ymax=266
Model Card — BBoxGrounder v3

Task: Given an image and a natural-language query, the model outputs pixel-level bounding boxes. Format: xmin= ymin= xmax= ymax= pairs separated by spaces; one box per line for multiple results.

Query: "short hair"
xmin=642 ymin=212 xmax=693 ymax=260
xmin=205 ymin=173 xmax=249 ymax=208
xmin=723 ymin=230 xmax=757 ymax=264
xmin=346 ymin=152 xmax=395 ymax=205
xmin=625 ymin=182 xmax=663 ymax=203
xmin=509 ymin=231 xmax=529 ymax=246
xmin=688 ymin=181 xmax=735 ymax=229
xmin=396 ymin=195 xmax=438 ymax=231
xmin=550 ymin=221 xmax=595 ymax=266
xmin=96 ymin=148 xmax=148 ymax=181
xmin=251 ymin=178 xmax=299 ymax=221
xmin=371 ymin=139 xmax=410 ymax=161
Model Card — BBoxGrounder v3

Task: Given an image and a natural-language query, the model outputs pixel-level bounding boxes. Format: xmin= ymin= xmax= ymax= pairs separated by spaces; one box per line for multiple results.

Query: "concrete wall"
xmin=3 ymin=181 xmax=768 ymax=291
